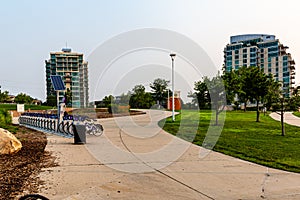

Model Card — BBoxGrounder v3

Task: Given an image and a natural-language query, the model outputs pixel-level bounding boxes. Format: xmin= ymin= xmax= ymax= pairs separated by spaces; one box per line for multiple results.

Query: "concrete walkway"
xmin=270 ymin=111 xmax=300 ymax=127
xmin=38 ymin=110 xmax=300 ymax=200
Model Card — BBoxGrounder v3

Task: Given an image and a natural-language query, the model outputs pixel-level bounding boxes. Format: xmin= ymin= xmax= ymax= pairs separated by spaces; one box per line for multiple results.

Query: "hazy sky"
xmin=1 ymin=0 xmax=300 ymax=101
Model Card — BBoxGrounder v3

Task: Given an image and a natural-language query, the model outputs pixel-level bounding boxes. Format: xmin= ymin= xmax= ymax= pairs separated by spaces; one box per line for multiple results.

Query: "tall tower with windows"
xmin=45 ymin=48 xmax=89 ymax=108
xmin=224 ymin=34 xmax=295 ymax=97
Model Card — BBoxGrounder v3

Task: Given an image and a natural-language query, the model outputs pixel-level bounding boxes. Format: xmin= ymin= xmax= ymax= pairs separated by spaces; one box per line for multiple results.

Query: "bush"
xmin=108 ymin=104 xmax=130 ymax=114
xmin=0 ymin=109 xmax=12 ymax=126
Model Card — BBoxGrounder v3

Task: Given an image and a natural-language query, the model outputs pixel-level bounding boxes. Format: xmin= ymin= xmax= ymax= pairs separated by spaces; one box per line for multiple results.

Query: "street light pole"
xmin=170 ymin=53 xmax=176 ymax=122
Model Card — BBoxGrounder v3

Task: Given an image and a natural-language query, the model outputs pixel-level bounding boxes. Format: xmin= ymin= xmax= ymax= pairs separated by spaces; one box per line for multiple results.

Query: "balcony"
xmin=288 ymin=59 xmax=295 ymax=65
xmin=289 ymin=65 xmax=295 ymax=70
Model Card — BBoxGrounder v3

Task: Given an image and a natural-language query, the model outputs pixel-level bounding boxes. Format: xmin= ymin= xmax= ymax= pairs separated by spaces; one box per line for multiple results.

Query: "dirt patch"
xmin=0 ymin=125 xmax=56 ymax=200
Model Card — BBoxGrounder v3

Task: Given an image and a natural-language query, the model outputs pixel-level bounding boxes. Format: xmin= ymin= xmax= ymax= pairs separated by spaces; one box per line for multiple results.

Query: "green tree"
xmin=222 ymin=70 xmax=242 ymax=106
xmin=0 ymin=109 xmax=12 ymax=127
xmin=237 ymin=66 xmax=252 ymax=111
xmin=118 ymin=92 xmax=131 ymax=105
xmin=203 ymin=73 xmax=226 ymax=125
xmin=46 ymin=95 xmax=57 ymax=107
xmin=289 ymin=96 xmax=300 ymax=111
xmin=263 ymin=80 xmax=281 ymax=111
xmin=241 ymin=67 xmax=275 ymax=122
xmin=0 ymin=90 xmax=9 ymax=103
xmin=14 ymin=93 xmax=33 ymax=104
xmin=150 ymin=78 xmax=170 ymax=106
xmin=189 ymin=80 xmax=210 ymax=109
xmin=102 ymin=95 xmax=115 ymax=107
xmin=65 ymin=88 xmax=72 ymax=107
xmin=129 ymin=84 xmax=154 ymax=108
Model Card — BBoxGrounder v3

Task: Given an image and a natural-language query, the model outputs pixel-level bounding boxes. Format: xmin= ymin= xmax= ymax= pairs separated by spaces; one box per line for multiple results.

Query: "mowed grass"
xmin=293 ymin=111 xmax=300 ymax=118
xmin=159 ymin=110 xmax=300 ymax=173
xmin=0 ymin=104 xmax=52 ymax=111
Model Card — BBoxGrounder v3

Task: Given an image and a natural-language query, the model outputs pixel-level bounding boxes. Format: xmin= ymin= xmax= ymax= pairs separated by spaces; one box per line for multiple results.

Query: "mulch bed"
xmin=0 ymin=126 xmax=56 ymax=200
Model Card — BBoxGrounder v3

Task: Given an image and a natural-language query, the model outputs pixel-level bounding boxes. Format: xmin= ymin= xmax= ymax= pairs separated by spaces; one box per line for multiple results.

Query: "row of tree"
xmin=189 ymin=66 xmax=300 ymax=123
xmin=0 ymin=89 xmax=34 ymax=104
xmin=99 ymin=78 xmax=171 ymax=109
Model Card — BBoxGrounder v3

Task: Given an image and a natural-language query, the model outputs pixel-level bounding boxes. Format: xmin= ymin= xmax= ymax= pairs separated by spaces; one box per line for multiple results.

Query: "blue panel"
xmin=50 ymin=75 xmax=66 ymax=91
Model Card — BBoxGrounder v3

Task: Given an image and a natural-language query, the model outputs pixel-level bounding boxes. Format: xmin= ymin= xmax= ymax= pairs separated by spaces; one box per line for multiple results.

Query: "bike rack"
xmin=19 ymin=113 xmax=104 ymax=141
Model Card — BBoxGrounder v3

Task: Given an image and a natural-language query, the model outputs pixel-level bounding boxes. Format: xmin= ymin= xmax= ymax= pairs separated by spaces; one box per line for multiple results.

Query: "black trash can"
xmin=73 ymin=124 xmax=86 ymax=144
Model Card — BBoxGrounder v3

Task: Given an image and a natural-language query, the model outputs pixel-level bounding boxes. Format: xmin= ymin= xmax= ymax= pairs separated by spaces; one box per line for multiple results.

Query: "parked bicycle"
xmin=19 ymin=194 xmax=49 ymax=200
xmin=84 ymin=118 xmax=104 ymax=136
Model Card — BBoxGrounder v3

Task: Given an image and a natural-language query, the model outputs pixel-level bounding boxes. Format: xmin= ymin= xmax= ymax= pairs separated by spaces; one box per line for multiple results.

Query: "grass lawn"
xmin=293 ymin=111 xmax=300 ymax=118
xmin=159 ymin=110 xmax=300 ymax=173
xmin=0 ymin=104 xmax=53 ymax=111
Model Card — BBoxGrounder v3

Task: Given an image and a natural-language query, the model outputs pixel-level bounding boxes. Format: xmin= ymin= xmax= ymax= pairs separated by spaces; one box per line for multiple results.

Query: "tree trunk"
xmin=256 ymin=100 xmax=260 ymax=122
xmin=281 ymin=100 xmax=285 ymax=136
xmin=244 ymin=100 xmax=247 ymax=112
xmin=215 ymin=108 xmax=218 ymax=126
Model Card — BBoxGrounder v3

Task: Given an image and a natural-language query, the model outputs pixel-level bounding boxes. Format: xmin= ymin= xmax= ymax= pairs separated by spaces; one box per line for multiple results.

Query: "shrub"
xmin=108 ymin=104 xmax=130 ymax=114
xmin=0 ymin=109 xmax=12 ymax=127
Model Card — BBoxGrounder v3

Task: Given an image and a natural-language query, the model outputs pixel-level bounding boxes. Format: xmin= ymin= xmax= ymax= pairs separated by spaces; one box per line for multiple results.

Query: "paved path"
xmin=270 ymin=111 xmax=300 ymax=127
xmin=39 ymin=110 xmax=300 ymax=200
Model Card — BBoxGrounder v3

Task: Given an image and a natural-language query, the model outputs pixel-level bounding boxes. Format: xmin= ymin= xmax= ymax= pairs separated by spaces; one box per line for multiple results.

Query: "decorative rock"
xmin=0 ymin=128 xmax=22 ymax=154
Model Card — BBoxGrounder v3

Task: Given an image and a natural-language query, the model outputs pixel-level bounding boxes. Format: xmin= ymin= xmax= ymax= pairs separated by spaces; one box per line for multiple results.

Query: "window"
xmin=227 ymin=55 xmax=232 ymax=60
xmin=243 ymin=49 xmax=247 ymax=53
xmin=268 ymin=52 xmax=278 ymax=57
xmin=235 ymin=55 xmax=239 ymax=59
xmin=235 ymin=50 xmax=239 ymax=54
xmin=226 ymin=66 xmax=232 ymax=71
xmin=243 ymin=59 xmax=247 ymax=63
xmin=283 ymin=77 xmax=290 ymax=83
xmin=243 ymin=54 xmax=247 ymax=58
xmin=235 ymin=60 xmax=239 ymax=65
xmin=268 ymin=57 xmax=272 ymax=62
xmin=283 ymin=72 xmax=290 ymax=77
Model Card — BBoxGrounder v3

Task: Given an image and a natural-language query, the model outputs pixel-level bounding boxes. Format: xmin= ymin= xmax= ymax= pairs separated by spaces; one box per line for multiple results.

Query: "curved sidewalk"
xmin=38 ymin=110 xmax=300 ymax=200
xmin=270 ymin=111 xmax=300 ymax=127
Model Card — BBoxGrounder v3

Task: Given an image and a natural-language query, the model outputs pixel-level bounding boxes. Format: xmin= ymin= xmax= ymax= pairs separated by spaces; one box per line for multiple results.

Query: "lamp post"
xmin=170 ymin=53 xmax=176 ymax=122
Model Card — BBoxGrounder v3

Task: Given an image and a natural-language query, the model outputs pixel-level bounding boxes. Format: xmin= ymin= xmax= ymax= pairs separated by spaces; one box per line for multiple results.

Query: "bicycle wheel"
xmin=19 ymin=194 xmax=49 ymax=200
xmin=58 ymin=122 xmax=64 ymax=133
xmin=93 ymin=124 xmax=104 ymax=136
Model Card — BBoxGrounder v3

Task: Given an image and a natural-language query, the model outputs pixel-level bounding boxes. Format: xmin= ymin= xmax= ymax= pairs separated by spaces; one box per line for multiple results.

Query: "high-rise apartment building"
xmin=224 ymin=34 xmax=295 ymax=97
xmin=45 ymin=48 xmax=89 ymax=108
